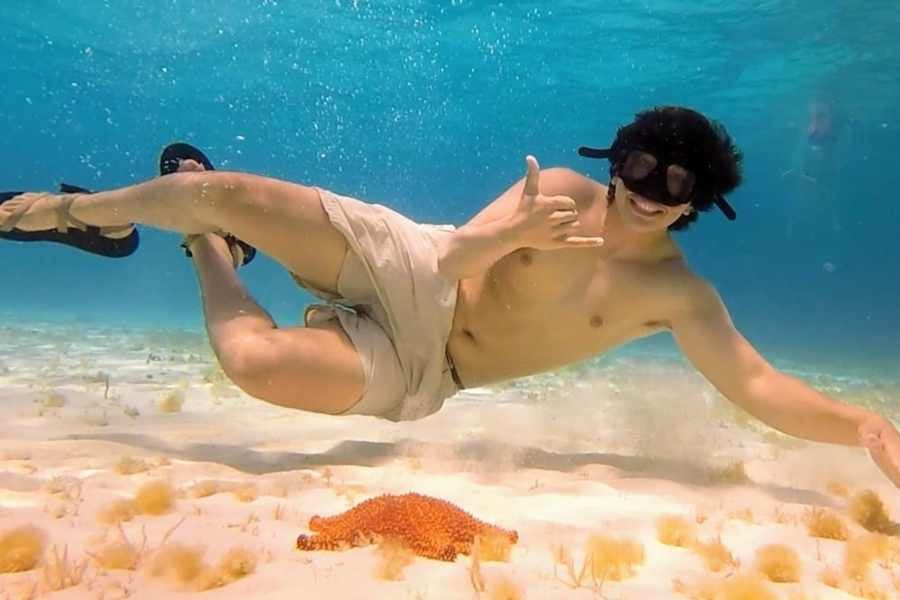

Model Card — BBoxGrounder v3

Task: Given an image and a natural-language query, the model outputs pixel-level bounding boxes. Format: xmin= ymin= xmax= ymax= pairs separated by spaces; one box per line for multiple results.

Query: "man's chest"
xmin=483 ymin=248 xmax=675 ymax=339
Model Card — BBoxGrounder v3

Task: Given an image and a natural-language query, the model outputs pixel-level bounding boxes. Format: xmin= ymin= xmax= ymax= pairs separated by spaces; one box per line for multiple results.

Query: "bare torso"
xmin=446 ymin=177 xmax=694 ymax=388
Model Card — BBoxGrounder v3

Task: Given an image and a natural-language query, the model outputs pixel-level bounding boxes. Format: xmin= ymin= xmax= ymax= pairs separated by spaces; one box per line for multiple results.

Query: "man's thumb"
xmin=524 ymin=155 xmax=541 ymax=197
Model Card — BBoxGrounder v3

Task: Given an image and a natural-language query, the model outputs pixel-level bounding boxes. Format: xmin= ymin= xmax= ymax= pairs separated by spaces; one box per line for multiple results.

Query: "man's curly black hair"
xmin=606 ymin=106 xmax=743 ymax=231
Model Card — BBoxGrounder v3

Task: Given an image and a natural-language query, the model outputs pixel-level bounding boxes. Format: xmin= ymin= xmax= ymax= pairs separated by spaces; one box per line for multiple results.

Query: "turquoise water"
xmin=1 ymin=1 xmax=898 ymax=381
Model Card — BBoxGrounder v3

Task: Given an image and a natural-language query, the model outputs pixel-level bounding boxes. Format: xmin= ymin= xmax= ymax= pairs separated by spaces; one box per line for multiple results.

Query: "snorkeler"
xmin=2 ymin=106 xmax=899 ymax=487
xmin=783 ymin=94 xmax=845 ymax=239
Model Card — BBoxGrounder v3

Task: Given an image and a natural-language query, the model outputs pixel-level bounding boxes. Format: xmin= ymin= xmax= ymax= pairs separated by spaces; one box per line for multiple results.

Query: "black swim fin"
xmin=0 ymin=183 xmax=139 ymax=258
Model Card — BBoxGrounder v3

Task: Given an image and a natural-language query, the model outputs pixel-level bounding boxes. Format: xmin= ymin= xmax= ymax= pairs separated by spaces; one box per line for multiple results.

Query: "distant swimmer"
xmin=783 ymin=95 xmax=845 ymax=237
xmin=807 ymin=97 xmax=837 ymax=146
xmin=3 ymin=106 xmax=898 ymax=487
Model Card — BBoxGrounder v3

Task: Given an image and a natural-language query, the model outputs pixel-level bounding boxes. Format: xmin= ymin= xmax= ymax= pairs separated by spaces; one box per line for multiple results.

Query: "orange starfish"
xmin=295 ymin=492 xmax=518 ymax=562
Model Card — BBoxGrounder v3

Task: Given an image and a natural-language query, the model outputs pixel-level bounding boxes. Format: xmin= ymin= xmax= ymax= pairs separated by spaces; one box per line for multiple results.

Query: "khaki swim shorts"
xmin=291 ymin=187 xmax=461 ymax=421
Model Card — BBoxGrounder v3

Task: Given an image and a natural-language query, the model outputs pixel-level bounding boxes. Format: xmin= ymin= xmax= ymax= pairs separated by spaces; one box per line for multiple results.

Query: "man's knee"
xmin=212 ymin=327 xmax=366 ymax=414
xmin=215 ymin=332 xmax=269 ymax=384
xmin=166 ymin=171 xmax=249 ymax=226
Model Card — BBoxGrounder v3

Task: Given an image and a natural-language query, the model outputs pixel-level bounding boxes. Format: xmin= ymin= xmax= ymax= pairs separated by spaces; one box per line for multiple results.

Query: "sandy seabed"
xmin=0 ymin=322 xmax=898 ymax=599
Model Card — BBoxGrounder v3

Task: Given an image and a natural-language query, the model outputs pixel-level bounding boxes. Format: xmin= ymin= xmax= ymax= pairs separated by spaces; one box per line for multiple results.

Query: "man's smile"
xmin=629 ymin=195 xmax=665 ymax=217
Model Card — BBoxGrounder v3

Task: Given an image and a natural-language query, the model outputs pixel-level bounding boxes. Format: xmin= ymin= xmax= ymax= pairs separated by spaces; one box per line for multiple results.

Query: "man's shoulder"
xmin=653 ymin=259 xmax=720 ymax=316
xmin=540 ymin=166 xmax=603 ymax=189
xmin=539 ymin=167 xmax=606 ymax=207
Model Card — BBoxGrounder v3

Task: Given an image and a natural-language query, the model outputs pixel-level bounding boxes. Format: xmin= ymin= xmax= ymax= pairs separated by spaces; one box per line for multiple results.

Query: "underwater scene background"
xmin=2 ymin=1 xmax=899 ymax=372
xmin=1 ymin=2 xmax=899 ymax=599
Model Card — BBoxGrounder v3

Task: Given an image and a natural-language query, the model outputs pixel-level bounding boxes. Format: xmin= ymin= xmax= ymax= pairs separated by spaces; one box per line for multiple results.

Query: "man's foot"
xmin=0 ymin=192 xmax=62 ymax=232
xmin=173 ymin=158 xmax=244 ymax=268
xmin=159 ymin=142 xmax=256 ymax=268
xmin=0 ymin=192 xmax=133 ymax=239
xmin=174 ymin=158 xmax=205 ymax=173
xmin=183 ymin=232 xmax=244 ymax=269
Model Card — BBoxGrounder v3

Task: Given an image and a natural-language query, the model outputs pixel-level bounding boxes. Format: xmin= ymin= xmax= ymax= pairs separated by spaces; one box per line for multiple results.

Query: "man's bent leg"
xmin=189 ymin=233 xmax=365 ymax=415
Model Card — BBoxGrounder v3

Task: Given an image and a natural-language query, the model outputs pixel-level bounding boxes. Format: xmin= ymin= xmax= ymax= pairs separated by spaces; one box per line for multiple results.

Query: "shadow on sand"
xmin=60 ymin=431 xmax=836 ymax=508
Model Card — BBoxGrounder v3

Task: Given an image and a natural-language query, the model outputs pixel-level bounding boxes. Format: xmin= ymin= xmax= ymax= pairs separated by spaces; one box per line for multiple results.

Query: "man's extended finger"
xmin=564 ymin=236 xmax=605 ymax=247
xmin=549 ymin=209 xmax=578 ymax=224
xmin=546 ymin=195 xmax=577 ymax=210
xmin=524 ymin=155 xmax=541 ymax=197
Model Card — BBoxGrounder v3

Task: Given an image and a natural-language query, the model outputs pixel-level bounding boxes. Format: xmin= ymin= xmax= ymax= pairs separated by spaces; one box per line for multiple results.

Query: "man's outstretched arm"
xmin=670 ymin=278 xmax=900 ymax=487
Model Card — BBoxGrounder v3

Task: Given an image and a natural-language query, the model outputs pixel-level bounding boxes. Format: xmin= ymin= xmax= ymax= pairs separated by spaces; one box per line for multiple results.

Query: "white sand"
xmin=0 ymin=323 xmax=897 ymax=599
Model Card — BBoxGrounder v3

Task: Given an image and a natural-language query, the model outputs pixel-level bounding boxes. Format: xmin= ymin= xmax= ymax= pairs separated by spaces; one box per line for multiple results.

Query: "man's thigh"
xmin=215 ymin=176 xmax=347 ymax=296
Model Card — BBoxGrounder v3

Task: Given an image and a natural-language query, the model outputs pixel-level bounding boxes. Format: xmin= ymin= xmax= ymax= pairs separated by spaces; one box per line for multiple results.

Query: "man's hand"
xmin=859 ymin=416 xmax=900 ymax=488
xmin=509 ymin=155 xmax=605 ymax=250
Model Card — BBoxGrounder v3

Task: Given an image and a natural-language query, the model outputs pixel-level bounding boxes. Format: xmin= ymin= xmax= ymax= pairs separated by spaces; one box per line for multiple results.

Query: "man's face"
xmin=612 ymin=176 xmax=692 ymax=232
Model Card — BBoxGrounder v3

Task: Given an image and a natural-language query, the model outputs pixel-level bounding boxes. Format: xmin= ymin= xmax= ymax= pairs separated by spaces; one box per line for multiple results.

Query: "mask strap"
xmin=713 ymin=194 xmax=737 ymax=220
xmin=577 ymin=146 xmax=613 ymax=159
